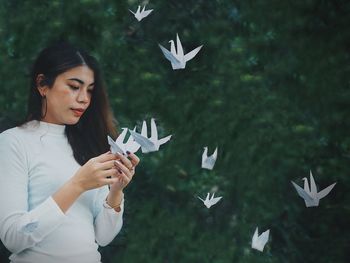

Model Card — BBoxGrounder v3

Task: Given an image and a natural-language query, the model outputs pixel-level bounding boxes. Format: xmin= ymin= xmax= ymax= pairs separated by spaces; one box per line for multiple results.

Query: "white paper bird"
xmin=197 ymin=192 xmax=222 ymax=208
xmin=159 ymin=33 xmax=203 ymax=70
xmin=201 ymin=147 xmax=218 ymax=170
xmin=107 ymin=127 xmax=140 ymax=155
xmin=129 ymin=118 xmax=172 ymax=153
xmin=129 ymin=5 xmax=153 ymax=21
xmin=251 ymin=227 xmax=270 ymax=252
xmin=291 ymin=170 xmax=336 ymax=207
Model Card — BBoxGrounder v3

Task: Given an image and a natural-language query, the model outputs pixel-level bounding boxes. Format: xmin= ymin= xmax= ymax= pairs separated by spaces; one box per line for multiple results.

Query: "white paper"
xmin=107 ymin=127 xmax=140 ymax=155
xmin=201 ymin=146 xmax=218 ymax=170
xmin=159 ymin=33 xmax=203 ymax=70
xmin=129 ymin=118 xmax=171 ymax=153
xmin=291 ymin=170 xmax=336 ymax=207
xmin=251 ymin=227 xmax=270 ymax=252
xmin=129 ymin=5 xmax=153 ymax=21
xmin=197 ymin=192 xmax=222 ymax=209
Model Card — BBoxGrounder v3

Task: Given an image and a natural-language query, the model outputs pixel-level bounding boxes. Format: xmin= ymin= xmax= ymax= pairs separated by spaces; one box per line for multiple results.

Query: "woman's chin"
xmin=65 ymin=117 xmax=80 ymax=125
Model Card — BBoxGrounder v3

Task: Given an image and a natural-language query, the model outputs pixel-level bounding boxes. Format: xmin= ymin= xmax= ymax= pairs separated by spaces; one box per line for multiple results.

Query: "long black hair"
xmin=18 ymin=41 xmax=118 ymax=165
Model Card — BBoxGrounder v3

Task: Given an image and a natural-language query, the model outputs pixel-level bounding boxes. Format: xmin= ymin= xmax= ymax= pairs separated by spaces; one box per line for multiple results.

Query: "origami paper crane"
xmin=201 ymin=146 xmax=218 ymax=170
xmin=251 ymin=227 xmax=270 ymax=252
xmin=197 ymin=192 xmax=222 ymax=208
xmin=107 ymin=127 xmax=140 ymax=155
xmin=159 ymin=33 xmax=203 ymax=70
xmin=129 ymin=5 xmax=153 ymax=21
xmin=129 ymin=118 xmax=172 ymax=153
xmin=291 ymin=170 xmax=336 ymax=207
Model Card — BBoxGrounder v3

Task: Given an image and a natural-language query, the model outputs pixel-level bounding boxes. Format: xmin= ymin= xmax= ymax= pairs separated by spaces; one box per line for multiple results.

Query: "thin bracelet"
xmin=103 ymin=199 xmax=122 ymax=212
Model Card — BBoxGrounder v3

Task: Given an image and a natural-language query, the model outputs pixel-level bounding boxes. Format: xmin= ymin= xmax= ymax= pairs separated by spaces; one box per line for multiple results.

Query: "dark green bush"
xmin=0 ymin=1 xmax=349 ymax=262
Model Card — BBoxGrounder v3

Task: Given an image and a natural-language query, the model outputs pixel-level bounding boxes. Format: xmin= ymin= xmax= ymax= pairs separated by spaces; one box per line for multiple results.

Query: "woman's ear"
xmin=36 ymin=74 xmax=48 ymax=97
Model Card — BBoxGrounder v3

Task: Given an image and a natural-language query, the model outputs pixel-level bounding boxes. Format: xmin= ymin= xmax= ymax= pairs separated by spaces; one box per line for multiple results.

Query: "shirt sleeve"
xmin=0 ymin=131 xmax=67 ymax=254
xmin=93 ymin=185 xmax=124 ymax=247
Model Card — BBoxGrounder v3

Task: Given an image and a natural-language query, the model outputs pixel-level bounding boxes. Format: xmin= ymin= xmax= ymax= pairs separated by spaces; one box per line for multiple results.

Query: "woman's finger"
xmin=96 ymin=151 xmax=117 ymax=163
xmin=115 ymin=152 xmax=133 ymax=170
xmin=127 ymin=152 xmax=140 ymax=167
xmin=101 ymin=167 xmax=119 ymax=178
xmin=116 ymin=170 xmax=131 ymax=185
xmin=101 ymin=177 xmax=118 ymax=186
xmin=114 ymin=160 xmax=132 ymax=179
xmin=99 ymin=159 xmax=117 ymax=170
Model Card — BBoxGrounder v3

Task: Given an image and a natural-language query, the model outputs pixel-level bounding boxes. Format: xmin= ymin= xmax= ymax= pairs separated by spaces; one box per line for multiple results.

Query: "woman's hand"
xmin=109 ymin=151 xmax=140 ymax=192
xmin=71 ymin=151 xmax=119 ymax=192
xmin=54 ymin=151 xmax=120 ymax=213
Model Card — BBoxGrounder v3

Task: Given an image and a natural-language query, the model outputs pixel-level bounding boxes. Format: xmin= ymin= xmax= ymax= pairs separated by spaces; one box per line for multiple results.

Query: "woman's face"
xmin=39 ymin=65 xmax=95 ymax=125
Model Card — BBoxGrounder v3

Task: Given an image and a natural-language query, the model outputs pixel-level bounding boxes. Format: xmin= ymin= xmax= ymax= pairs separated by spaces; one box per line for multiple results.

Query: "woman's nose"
xmin=77 ymin=90 xmax=90 ymax=103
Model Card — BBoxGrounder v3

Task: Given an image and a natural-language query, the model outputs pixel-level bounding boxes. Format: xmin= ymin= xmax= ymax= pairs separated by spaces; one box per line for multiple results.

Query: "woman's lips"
xmin=71 ymin=109 xmax=84 ymax=117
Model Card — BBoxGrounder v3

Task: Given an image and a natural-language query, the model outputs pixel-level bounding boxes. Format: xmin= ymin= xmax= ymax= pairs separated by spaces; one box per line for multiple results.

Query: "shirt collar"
xmin=26 ymin=120 xmax=66 ymax=136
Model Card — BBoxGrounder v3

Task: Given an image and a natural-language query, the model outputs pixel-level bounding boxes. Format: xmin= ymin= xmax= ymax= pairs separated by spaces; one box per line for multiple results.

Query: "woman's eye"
xmin=69 ymin=85 xmax=79 ymax=90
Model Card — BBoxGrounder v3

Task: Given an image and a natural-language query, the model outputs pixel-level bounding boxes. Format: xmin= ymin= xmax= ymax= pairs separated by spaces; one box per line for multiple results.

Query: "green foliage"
xmin=1 ymin=0 xmax=349 ymax=262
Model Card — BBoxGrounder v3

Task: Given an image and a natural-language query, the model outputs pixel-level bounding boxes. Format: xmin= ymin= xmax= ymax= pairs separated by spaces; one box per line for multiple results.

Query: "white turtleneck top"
xmin=0 ymin=120 xmax=124 ymax=263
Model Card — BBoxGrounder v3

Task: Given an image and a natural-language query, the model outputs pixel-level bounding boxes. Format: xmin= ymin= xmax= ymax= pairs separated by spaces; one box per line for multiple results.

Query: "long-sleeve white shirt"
xmin=0 ymin=120 xmax=124 ymax=263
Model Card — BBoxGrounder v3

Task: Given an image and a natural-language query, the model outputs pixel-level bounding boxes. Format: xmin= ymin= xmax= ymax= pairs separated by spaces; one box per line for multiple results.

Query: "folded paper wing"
xmin=115 ymin=127 xmax=141 ymax=154
xmin=198 ymin=192 xmax=222 ymax=209
xmin=291 ymin=181 xmax=315 ymax=207
xmin=184 ymin=45 xmax=203 ymax=62
xmin=291 ymin=170 xmax=336 ymax=207
xmin=128 ymin=5 xmax=140 ymax=15
xmin=159 ymin=33 xmax=203 ymax=70
xmin=140 ymin=6 xmax=153 ymax=18
xmin=108 ymin=127 xmax=141 ymax=155
xmin=129 ymin=5 xmax=153 ymax=21
xmin=252 ymin=227 xmax=270 ymax=252
xmin=129 ymin=118 xmax=171 ymax=153
xmin=159 ymin=44 xmax=182 ymax=69
xmin=107 ymin=135 xmax=125 ymax=155
xmin=201 ymin=147 xmax=218 ymax=170
xmin=149 ymin=118 xmax=171 ymax=146
xmin=129 ymin=130 xmax=157 ymax=153
xmin=317 ymin=183 xmax=337 ymax=199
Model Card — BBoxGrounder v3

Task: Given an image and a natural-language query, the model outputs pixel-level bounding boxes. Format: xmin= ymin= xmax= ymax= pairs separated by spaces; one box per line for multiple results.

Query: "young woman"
xmin=0 ymin=41 xmax=139 ymax=262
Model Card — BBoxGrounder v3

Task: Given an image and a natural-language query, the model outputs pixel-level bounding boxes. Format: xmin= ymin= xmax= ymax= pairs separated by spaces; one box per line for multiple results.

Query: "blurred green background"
xmin=0 ymin=0 xmax=349 ymax=262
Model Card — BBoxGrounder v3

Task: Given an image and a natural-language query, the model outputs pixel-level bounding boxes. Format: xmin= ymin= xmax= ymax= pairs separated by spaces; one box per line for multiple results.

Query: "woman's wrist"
xmin=68 ymin=177 xmax=85 ymax=195
xmin=52 ymin=178 xmax=84 ymax=213
xmin=106 ymin=190 xmax=124 ymax=207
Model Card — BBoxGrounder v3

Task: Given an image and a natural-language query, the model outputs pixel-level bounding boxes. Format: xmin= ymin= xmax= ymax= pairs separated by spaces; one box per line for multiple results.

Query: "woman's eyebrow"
xmin=68 ymin=78 xmax=95 ymax=87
